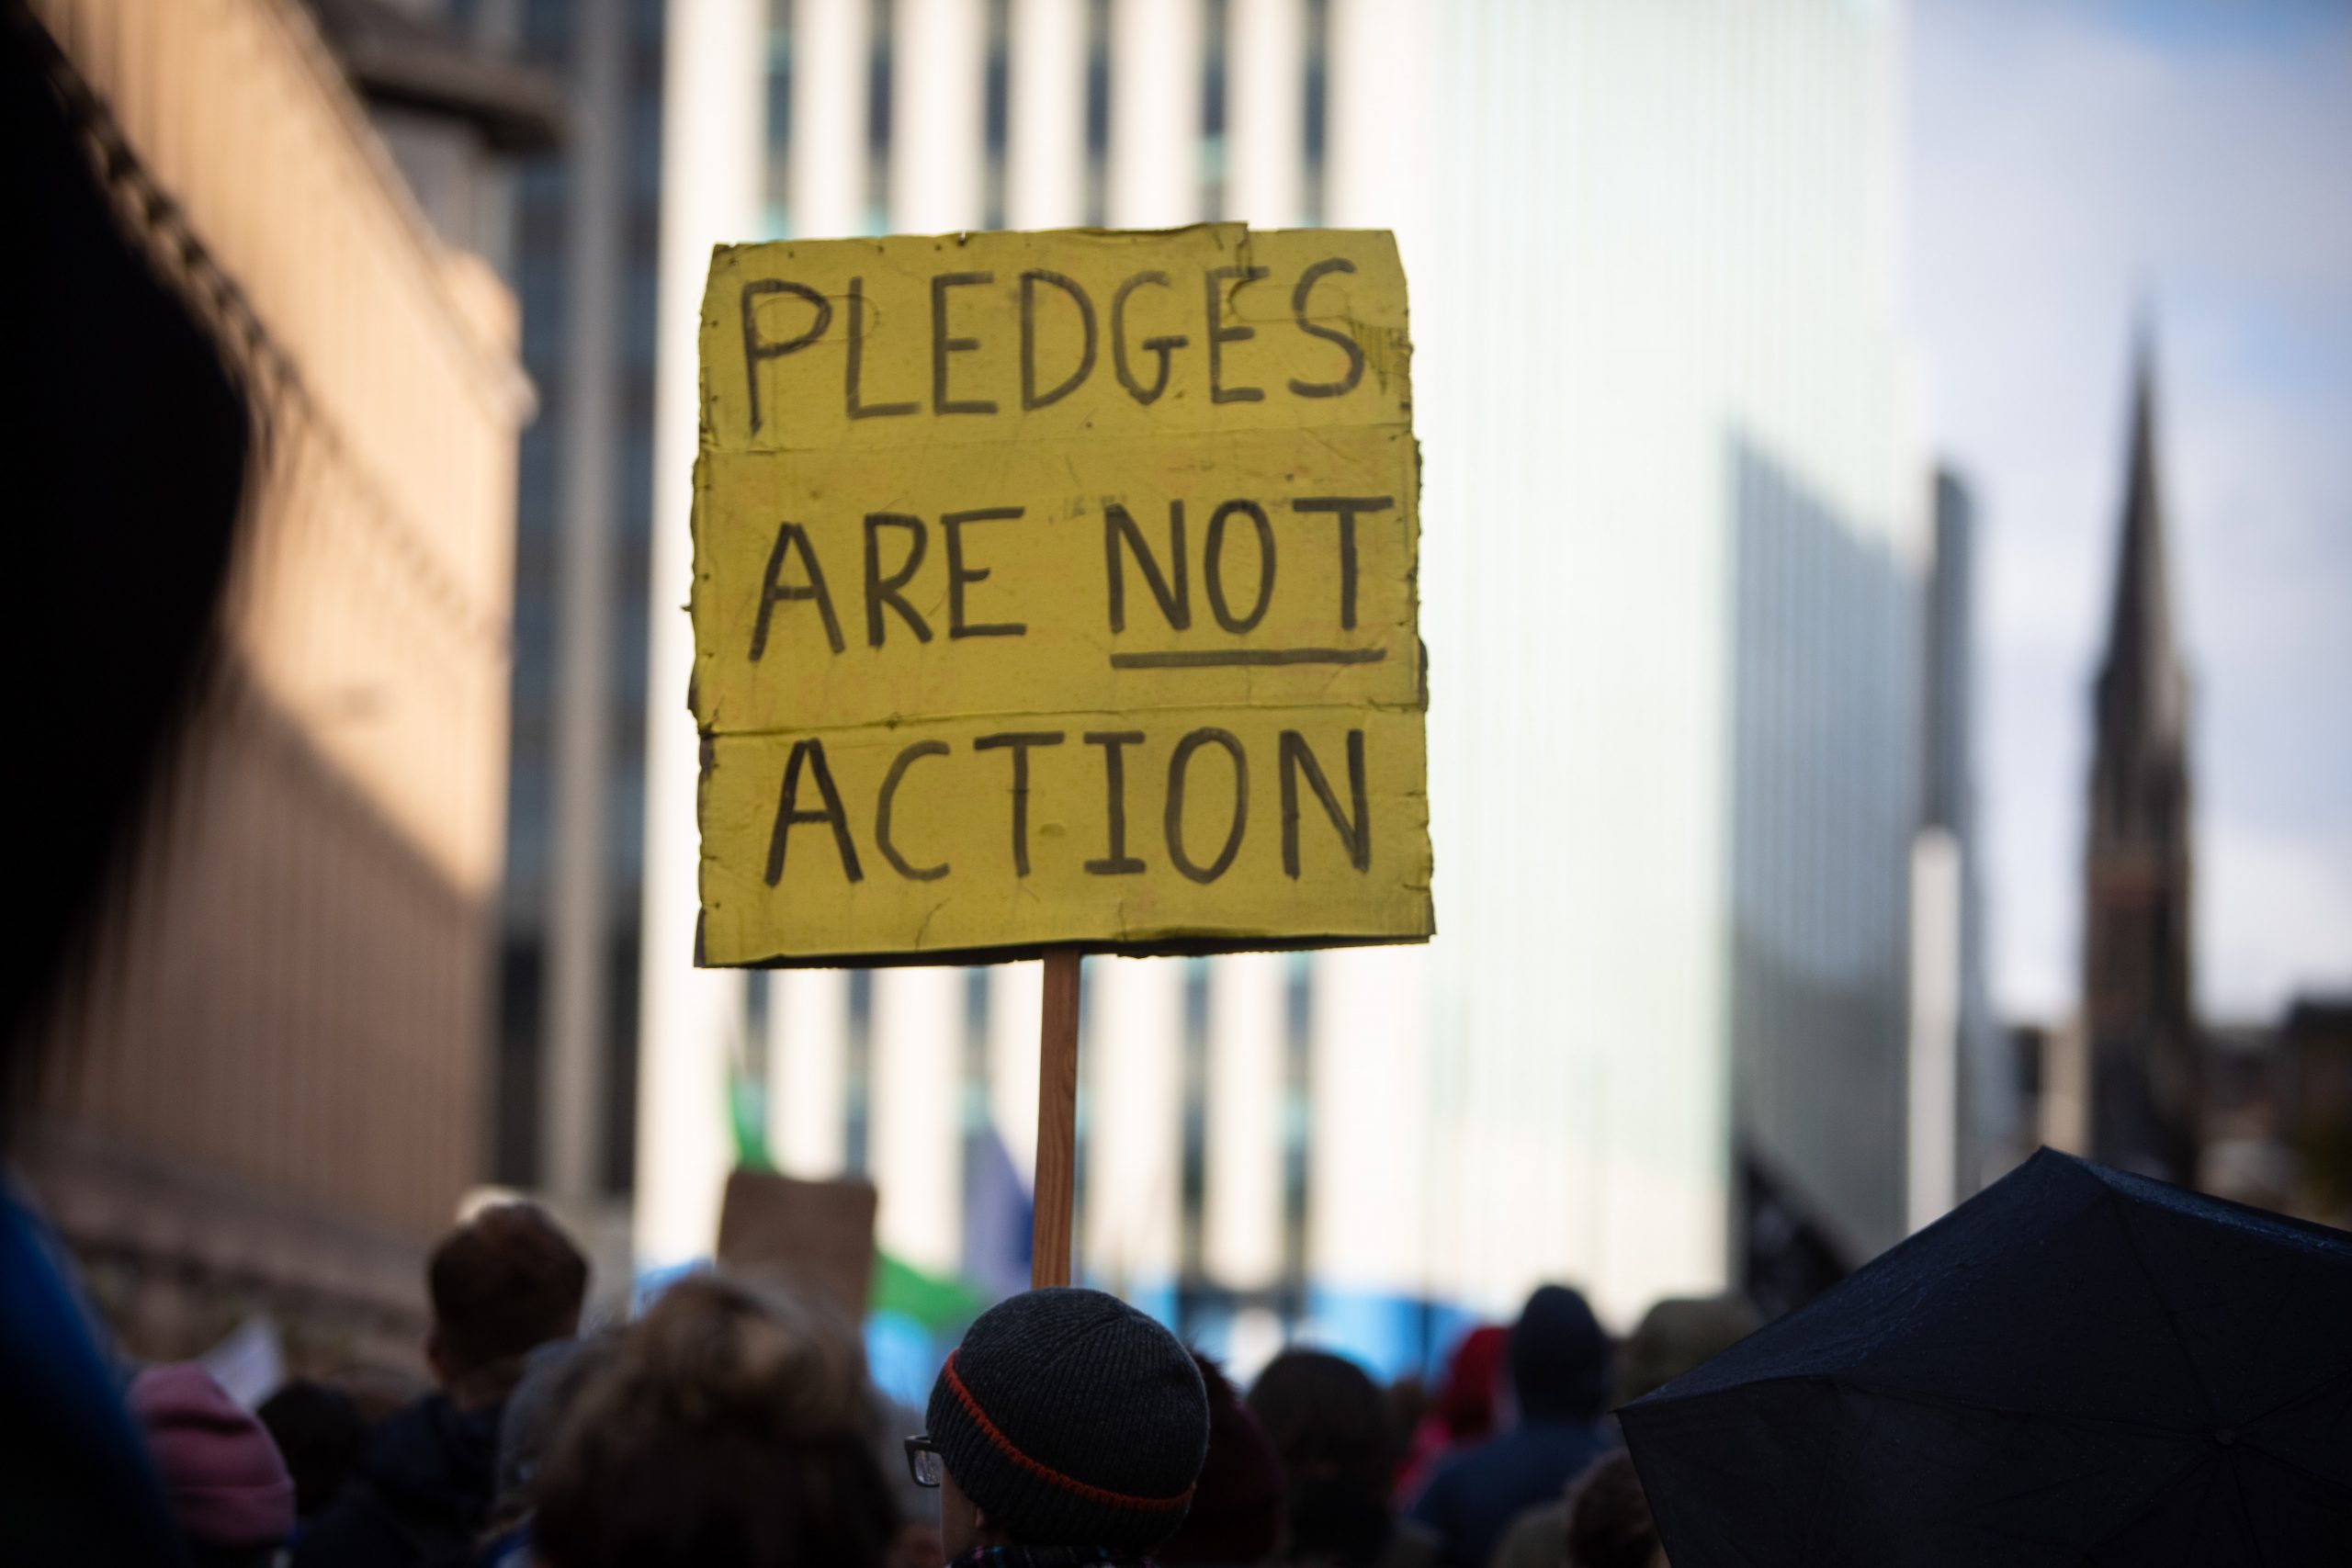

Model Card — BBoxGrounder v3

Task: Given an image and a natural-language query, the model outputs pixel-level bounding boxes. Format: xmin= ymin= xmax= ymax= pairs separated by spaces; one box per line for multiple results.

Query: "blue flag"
xmin=961 ymin=1119 xmax=1034 ymax=1303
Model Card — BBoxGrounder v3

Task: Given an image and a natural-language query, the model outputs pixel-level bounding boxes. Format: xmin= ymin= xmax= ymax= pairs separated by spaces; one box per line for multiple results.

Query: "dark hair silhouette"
xmin=255 ymin=1381 xmax=367 ymax=1519
xmin=1564 ymin=1451 xmax=1659 ymax=1568
xmin=427 ymin=1203 xmax=589 ymax=1382
xmin=1247 ymin=1348 xmax=1402 ymax=1567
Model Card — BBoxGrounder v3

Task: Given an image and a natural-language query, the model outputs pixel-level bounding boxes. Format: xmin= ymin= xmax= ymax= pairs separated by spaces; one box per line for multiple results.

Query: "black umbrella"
xmin=1620 ymin=1148 xmax=2352 ymax=1567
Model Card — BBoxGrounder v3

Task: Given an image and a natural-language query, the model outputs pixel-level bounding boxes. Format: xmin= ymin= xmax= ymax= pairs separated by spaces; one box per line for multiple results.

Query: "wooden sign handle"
xmin=1031 ymin=947 xmax=1082 ymax=1288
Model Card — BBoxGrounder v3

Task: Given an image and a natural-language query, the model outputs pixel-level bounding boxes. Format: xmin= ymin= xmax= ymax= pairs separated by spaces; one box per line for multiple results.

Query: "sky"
xmin=1909 ymin=0 xmax=2352 ymax=1021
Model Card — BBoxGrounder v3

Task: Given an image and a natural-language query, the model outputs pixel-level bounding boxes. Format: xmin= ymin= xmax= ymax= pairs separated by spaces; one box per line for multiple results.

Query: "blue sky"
xmin=1910 ymin=0 xmax=2352 ymax=1020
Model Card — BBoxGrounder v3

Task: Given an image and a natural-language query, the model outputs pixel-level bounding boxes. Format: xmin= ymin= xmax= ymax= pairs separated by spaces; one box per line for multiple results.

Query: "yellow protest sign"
xmin=691 ymin=223 xmax=1430 ymax=964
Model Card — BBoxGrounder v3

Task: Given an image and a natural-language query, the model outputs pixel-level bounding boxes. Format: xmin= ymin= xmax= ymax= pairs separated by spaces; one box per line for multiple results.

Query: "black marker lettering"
xmin=876 ymin=740 xmax=951 ymax=881
xmin=1021 ymin=270 xmax=1097 ymax=410
xmin=1206 ymin=264 xmax=1269 ymax=404
xmin=750 ymin=520 xmax=845 ymax=657
xmin=1279 ymin=728 xmax=1370 ymax=876
xmin=1165 ymin=728 xmax=1249 ymax=884
xmin=930 ymin=271 xmax=997 ymax=415
xmin=1105 ymin=502 xmax=1191 ymax=633
xmin=1287 ymin=257 xmax=1365 ymax=399
xmin=1204 ymin=500 xmax=1275 ymax=634
xmin=846 ymin=276 xmax=917 ymax=420
xmin=1082 ymin=731 xmax=1148 ymax=874
xmin=863 ymin=513 xmax=933 ymax=646
xmin=942 ymin=506 xmax=1026 ymax=639
xmin=741 ymin=279 xmax=831 ymax=434
xmin=765 ymin=738 xmax=864 ymax=885
xmin=1290 ymin=495 xmax=1391 ymax=631
xmin=1112 ymin=271 xmax=1186 ymax=404
xmin=974 ymin=731 xmax=1066 ymax=875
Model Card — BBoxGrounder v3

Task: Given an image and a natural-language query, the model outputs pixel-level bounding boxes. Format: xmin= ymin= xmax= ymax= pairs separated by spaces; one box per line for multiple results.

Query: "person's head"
xmin=1614 ymin=1295 xmax=1760 ymax=1409
xmin=534 ymin=1272 xmax=896 ymax=1568
xmin=1159 ymin=1350 xmax=1284 ymax=1565
xmin=255 ymin=1378 xmax=367 ymax=1519
xmin=1245 ymin=1348 xmax=1398 ymax=1565
xmin=130 ymin=1363 xmax=296 ymax=1567
xmin=922 ymin=1287 xmax=1210 ymax=1560
xmin=491 ymin=1331 xmax=621 ymax=1528
xmin=1433 ymin=1325 xmax=1509 ymax=1439
xmin=1564 ymin=1451 xmax=1665 ymax=1568
xmin=1510 ymin=1284 xmax=1610 ymax=1423
xmin=425 ymin=1201 xmax=588 ymax=1409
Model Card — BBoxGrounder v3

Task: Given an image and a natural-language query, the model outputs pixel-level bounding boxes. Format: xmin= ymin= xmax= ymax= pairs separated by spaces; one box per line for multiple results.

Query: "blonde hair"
xmin=535 ymin=1273 xmax=895 ymax=1568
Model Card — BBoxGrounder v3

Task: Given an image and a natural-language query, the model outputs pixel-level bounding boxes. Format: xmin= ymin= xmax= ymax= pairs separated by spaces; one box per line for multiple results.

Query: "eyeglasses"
xmin=905 ymin=1435 xmax=944 ymax=1488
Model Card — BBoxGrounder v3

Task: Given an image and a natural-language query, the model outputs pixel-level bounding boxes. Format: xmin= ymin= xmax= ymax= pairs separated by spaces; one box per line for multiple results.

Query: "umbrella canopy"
xmin=1621 ymin=1148 xmax=2352 ymax=1567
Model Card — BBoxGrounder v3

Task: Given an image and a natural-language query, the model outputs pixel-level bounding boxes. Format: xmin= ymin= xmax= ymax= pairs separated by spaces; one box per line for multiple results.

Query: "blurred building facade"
xmin=453 ymin=0 xmax=668 ymax=1280
xmin=1905 ymin=468 xmax=2013 ymax=1234
xmin=21 ymin=0 xmax=537 ymax=1375
xmin=2275 ymin=998 xmax=2352 ymax=1227
xmin=622 ymin=0 xmax=1925 ymax=1380
xmin=2018 ymin=993 xmax=2352 ymax=1232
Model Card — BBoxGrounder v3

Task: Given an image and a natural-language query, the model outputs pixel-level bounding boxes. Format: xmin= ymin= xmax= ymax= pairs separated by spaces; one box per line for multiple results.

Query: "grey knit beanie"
xmin=926 ymin=1288 xmax=1210 ymax=1551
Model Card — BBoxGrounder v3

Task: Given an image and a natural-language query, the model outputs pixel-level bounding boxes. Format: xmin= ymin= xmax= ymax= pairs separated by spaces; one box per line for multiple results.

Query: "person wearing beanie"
xmin=916 ymin=1287 xmax=1212 ymax=1568
xmin=294 ymin=1201 xmax=589 ymax=1568
xmin=1407 ymin=1285 xmax=1613 ymax=1568
xmin=1158 ymin=1351 xmax=1284 ymax=1566
xmin=130 ymin=1362 xmax=298 ymax=1566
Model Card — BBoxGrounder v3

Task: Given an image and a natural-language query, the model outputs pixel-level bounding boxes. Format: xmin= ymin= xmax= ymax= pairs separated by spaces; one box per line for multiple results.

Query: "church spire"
xmin=2096 ymin=332 xmax=2186 ymax=759
xmin=2081 ymin=329 xmax=2197 ymax=1183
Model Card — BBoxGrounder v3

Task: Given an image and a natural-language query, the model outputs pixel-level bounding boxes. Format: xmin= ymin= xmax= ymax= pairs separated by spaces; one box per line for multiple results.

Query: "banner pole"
xmin=1031 ymin=947 xmax=1082 ymax=1288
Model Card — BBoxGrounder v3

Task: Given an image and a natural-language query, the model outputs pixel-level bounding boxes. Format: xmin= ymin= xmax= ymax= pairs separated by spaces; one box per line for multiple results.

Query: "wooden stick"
xmin=1031 ymin=947 xmax=1082 ymax=1289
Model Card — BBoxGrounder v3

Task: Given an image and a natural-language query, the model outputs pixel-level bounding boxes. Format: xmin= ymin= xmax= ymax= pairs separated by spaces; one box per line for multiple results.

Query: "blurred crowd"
xmin=22 ymin=1195 xmax=1761 ymax=1568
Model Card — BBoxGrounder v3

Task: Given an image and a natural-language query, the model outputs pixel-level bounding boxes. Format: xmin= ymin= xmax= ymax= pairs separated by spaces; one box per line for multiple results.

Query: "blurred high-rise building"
xmin=1905 ymin=468 xmax=2014 ymax=1240
xmin=20 ymin=0 xmax=547 ymax=1371
xmin=619 ymin=0 xmax=1927 ymax=1380
xmin=459 ymin=0 xmax=670 ymax=1283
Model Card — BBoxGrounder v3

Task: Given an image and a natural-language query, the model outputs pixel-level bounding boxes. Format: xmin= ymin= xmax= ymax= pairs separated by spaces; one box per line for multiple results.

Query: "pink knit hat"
xmin=129 ymin=1363 xmax=297 ymax=1548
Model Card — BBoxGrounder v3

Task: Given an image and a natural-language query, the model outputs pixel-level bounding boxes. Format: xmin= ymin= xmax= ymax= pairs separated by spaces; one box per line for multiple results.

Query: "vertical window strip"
xmin=1178 ymin=957 xmax=1212 ymax=1315
xmin=845 ymin=967 xmax=875 ymax=1174
xmin=981 ymin=0 xmax=1012 ymax=230
xmin=1081 ymin=0 xmax=1110 ymax=226
xmin=1301 ymin=0 xmax=1329 ymax=228
xmin=962 ymin=966 xmax=991 ymax=1128
xmin=1201 ymin=0 xmax=1229 ymax=220
xmin=959 ymin=964 xmax=992 ymax=1280
xmin=865 ymin=0 xmax=894 ymax=232
xmin=605 ymin=921 xmax=640 ymax=1194
xmin=1281 ymin=951 xmax=1313 ymax=1322
xmin=744 ymin=969 xmax=772 ymax=1077
xmin=764 ymin=0 xmax=793 ymax=237
xmin=739 ymin=969 xmax=773 ymax=1167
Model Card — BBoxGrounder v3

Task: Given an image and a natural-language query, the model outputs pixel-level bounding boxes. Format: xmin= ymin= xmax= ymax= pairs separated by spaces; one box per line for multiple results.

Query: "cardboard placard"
xmin=691 ymin=224 xmax=1430 ymax=964
xmin=714 ymin=1168 xmax=879 ymax=1322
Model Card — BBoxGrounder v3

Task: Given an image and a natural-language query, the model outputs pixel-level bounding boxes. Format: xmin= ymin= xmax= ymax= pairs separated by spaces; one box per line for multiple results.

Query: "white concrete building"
xmin=638 ymin=0 xmax=1923 ymax=1378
